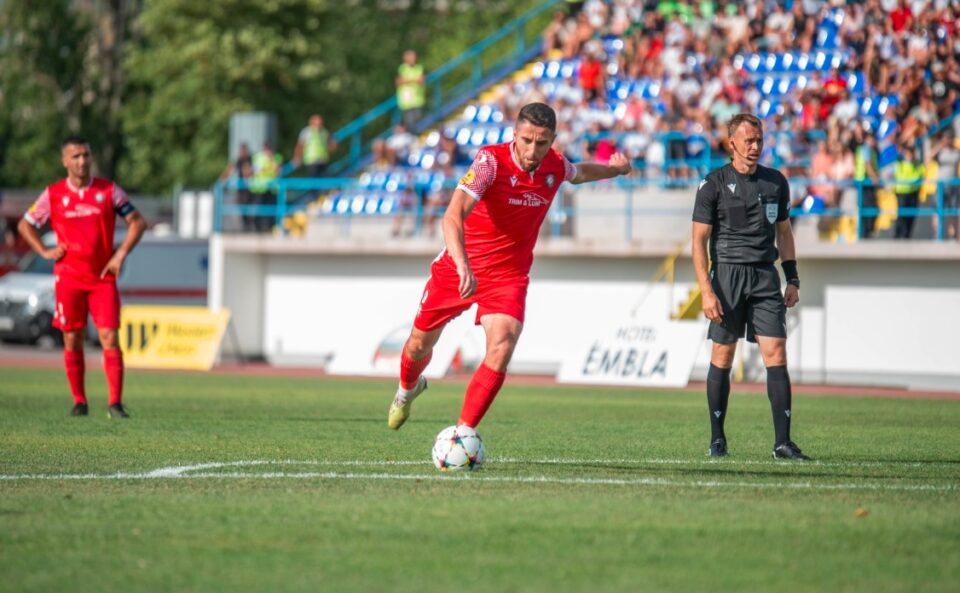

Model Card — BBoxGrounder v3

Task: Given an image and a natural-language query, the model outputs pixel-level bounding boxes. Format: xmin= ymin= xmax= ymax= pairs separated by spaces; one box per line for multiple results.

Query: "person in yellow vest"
xmin=294 ymin=114 xmax=336 ymax=177
xmin=853 ymin=130 xmax=881 ymax=239
xmin=893 ymin=144 xmax=926 ymax=239
xmin=251 ymin=142 xmax=283 ymax=233
xmin=396 ymin=50 xmax=426 ymax=130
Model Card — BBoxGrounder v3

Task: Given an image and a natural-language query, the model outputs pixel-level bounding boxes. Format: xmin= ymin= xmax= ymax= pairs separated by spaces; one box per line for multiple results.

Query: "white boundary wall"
xmin=210 ymin=234 xmax=960 ymax=392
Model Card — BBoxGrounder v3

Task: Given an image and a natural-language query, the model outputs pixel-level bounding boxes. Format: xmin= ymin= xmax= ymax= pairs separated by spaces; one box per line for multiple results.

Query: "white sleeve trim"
xmin=456 ymin=184 xmax=481 ymax=201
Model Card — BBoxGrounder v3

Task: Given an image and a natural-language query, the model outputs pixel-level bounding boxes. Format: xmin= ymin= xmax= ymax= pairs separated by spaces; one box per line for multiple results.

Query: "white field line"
xmin=0 ymin=459 xmax=956 ymax=492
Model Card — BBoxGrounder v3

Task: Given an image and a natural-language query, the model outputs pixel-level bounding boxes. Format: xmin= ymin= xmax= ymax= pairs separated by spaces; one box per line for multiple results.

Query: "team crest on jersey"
xmin=95 ymin=192 xmax=104 ymax=203
xmin=62 ymin=197 xmax=70 ymax=207
xmin=510 ymin=175 xmax=518 ymax=187
xmin=459 ymin=169 xmax=476 ymax=186
xmin=765 ymin=203 xmax=778 ymax=223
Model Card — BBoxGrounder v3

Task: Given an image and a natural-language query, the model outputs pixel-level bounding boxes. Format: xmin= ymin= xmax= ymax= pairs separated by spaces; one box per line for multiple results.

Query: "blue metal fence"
xmin=213 ymin=174 xmax=960 ymax=241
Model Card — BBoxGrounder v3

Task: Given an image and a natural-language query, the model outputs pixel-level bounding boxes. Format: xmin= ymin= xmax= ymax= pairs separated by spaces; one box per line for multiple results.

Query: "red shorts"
xmin=413 ymin=260 xmax=529 ymax=332
xmin=53 ymin=276 xmax=121 ymax=332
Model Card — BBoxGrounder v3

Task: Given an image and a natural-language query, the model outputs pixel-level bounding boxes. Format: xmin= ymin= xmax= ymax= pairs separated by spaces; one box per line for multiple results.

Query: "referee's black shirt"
xmin=692 ymin=163 xmax=791 ymax=264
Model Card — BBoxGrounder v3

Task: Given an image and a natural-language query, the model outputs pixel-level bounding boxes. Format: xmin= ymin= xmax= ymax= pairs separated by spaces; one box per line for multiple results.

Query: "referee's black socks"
xmin=766 ymin=365 xmax=792 ymax=446
xmin=706 ymin=364 xmax=731 ymax=441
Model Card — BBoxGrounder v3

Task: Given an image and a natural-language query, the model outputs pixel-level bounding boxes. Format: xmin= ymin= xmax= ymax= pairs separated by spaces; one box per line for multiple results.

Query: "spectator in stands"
xmin=562 ymin=11 xmax=594 ymax=58
xmin=369 ymin=138 xmax=391 ymax=171
xmin=931 ymin=129 xmax=960 ymax=240
xmin=577 ymin=49 xmax=605 ymax=102
xmin=385 ymin=123 xmax=417 ymax=166
xmin=542 ymin=10 xmax=570 ymax=57
xmin=893 ymin=143 xmax=926 ymax=239
xmin=396 ymin=50 xmax=427 ymax=130
xmin=219 ymin=143 xmax=254 ymax=232
xmin=807 ymin=138 xmax=835 ymax=211
xmin=391 ymin=179 xmax=419 ymax=239
xmin=422 ymin=161 xmax=454 ymax=238
xmin=294 ymin=114 xmax=336 ymax=178
xmin=853 ymin=128 xmax=882 ymax=239
xmin=250 ymin=142 xmax=283 ymax=233
xmin=581 ymin=121 xmax=616 ymax=163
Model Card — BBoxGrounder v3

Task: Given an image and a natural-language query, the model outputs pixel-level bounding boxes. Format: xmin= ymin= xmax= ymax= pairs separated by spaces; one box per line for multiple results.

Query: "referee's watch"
xmin=787 ymin=278 xmax=800 ymax=289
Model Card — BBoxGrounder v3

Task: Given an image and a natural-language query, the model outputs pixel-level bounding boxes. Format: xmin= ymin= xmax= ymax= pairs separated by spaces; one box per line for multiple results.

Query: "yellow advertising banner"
xmin=119 ymin=306 xmax=231 ymax=370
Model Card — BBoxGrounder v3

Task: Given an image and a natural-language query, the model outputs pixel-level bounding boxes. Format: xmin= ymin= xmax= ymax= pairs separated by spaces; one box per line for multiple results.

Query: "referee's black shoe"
xmin=107 ymin=403 xmax=130 ymax=419
xmin=70 ymin=403 xmax=89 ymax=416
xmin=773 ymin=441 xmax=811 ymax=460
xmin=708 ymin=437 xmax=728 ymax=457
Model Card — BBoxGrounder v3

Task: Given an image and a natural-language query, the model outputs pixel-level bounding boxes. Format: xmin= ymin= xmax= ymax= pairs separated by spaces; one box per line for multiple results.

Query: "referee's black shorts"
xmin=708 ymin=262 xmax=786 ymax=344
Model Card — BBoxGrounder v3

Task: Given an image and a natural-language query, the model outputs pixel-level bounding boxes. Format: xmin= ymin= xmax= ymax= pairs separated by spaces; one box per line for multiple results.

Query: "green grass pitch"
xmin=1 ymin=367 xmax=958 ymax=593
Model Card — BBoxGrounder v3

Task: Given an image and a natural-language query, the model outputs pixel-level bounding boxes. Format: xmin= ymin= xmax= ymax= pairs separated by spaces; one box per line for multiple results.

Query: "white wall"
xmin=210 ymin=235 xmax=960 ymax=391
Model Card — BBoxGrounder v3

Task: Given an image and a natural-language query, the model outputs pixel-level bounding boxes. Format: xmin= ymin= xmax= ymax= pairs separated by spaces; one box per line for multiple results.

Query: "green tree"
xmin=121 ymin=0 xmax=545 ymax=193
xmin=1 ymin=0 xmax=548 ymax=193
xmin=0 ymin=0 xmax=137 ymax=188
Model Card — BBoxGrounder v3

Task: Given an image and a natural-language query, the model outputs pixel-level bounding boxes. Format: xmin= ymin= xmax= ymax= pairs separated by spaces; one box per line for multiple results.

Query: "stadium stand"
xmin=217 ymin=0 xmax=960 ymax=242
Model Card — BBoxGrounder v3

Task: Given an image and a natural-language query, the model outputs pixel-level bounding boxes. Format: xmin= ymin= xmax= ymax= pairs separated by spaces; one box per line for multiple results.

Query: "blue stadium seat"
xmin=800 ymin=195 xmax=826 ymax=214
xmin=379 ymin=195 xmax=397 ymax=215
xmin=603 ymin=36 xmax=624 ymax=56
xmin=879 ymin=144 xmax=899 ymax=167
xmin=877 ymin=119 xmax=896 ymax=141
xmin=845 ymin=71 xmax=865 ymax=94
xmin=560 ymin=60 xmax=579 ymax=79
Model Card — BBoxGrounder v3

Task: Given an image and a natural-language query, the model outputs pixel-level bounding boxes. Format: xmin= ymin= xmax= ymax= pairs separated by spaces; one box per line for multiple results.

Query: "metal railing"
xmin=213 ymin=175 xmax=960 ymax=242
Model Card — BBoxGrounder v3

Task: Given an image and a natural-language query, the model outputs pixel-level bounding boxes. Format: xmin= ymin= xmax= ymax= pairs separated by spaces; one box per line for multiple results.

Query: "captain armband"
xmin=781 ymin=259 xmax=799 ymax=288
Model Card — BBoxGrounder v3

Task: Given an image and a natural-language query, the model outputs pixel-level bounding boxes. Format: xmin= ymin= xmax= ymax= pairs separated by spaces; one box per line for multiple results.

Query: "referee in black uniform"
xmin=691 ymin=113 xmax=810 ymax=461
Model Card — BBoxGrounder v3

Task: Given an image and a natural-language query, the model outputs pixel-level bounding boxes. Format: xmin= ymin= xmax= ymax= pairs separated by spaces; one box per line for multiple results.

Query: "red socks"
xmin=400 ymin=350 xmax=432 ymax=390
xmin=458 ymin=363 xmax=506 ymax=428
xmin=102 ymin=348 xmax=124 ymax=406
xmin=64 ymin=349 xmax=86 ymax=405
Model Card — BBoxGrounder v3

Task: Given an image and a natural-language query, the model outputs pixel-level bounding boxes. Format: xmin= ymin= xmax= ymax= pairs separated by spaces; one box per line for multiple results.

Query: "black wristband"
xmin=781 ymin=259 xmax=799 ymax=287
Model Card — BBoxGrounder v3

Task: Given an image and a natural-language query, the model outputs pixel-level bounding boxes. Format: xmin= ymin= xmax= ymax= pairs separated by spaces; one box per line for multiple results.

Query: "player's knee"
xmin=99 ymin=330 xmax=119 ymax=349
xmin=711 ymin=343 xmax=736 ymax=368
xmin=404 ymin=334 xmax=432 ymax=359
xmin=485 ymin=336 xmax=518 ymax=369
xmin=63 ymin=330 xmax=85 ymax=351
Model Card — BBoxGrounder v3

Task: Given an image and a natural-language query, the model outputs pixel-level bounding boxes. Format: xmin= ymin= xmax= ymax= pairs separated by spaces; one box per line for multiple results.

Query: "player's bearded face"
xmin=513 ymin=121 xmax=556 ymax=172
xmin=62 ymin=144 xmax=92 ymax=180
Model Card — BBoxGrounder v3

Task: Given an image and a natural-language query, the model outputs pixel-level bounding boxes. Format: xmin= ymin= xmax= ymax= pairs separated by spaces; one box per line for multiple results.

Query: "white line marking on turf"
xmin=0 ymin=459 xmax=956 ymax=492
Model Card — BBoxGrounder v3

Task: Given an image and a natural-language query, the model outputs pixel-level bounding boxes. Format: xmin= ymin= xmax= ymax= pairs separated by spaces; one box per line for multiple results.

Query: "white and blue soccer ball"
xmin=432 ymin=425 xmax=485 ymax=472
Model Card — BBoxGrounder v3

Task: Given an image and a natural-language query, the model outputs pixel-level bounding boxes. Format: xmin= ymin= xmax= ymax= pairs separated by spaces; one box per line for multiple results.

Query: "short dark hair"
xmin=727 ymin=113 xmax=762 ymax=138
xmin=61 ymin=136 xmax=89 ymax=149
xmin=517 ymin=102 xmax=557 ymax=132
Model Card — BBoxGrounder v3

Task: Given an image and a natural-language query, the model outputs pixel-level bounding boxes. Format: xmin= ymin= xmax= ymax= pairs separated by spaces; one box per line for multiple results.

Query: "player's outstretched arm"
xmin=441 ymin=188 xmax=478 ymax=298
xmin=570 ymin=152 xmax=632 ymax=185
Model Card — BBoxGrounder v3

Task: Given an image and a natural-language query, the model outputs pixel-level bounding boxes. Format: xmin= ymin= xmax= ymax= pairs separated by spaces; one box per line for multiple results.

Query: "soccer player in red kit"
xmin=388 ymin=102 xmax=631 ymax=430
xmin=18 ymin=137 xmax=146 ymax=418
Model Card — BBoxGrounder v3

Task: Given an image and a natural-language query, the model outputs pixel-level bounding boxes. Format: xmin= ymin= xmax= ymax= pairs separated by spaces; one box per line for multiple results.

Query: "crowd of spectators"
xmin=291 ymin=1 xmax=960 ymax=240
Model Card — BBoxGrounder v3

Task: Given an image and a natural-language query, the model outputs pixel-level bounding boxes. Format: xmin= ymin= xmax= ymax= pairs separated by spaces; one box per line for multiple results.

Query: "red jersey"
xmin=24 ymin=177 xmax=134 ymax=284
xmin=444 ymin=142 xmax=577 ymax=279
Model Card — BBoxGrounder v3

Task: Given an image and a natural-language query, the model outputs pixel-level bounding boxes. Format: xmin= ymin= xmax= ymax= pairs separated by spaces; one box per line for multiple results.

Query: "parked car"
xmin=0 ymin=235 xmax=208 ymax=347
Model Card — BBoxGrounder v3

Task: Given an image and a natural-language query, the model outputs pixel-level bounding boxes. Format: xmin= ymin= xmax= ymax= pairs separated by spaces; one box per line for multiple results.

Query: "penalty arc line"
xmin=0 ymin=459 xmax=956 ymax=492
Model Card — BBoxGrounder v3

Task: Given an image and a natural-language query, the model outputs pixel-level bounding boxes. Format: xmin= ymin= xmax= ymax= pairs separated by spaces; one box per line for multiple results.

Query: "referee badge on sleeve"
xmin=765 ymin=203 xmax=778 ymax=223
